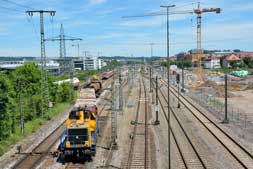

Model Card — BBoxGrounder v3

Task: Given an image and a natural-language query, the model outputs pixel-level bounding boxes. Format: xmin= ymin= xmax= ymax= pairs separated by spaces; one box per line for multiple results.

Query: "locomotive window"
xmin=68 ymin=128 xmax=88 ymax=136
xmin=84 ymin=111 xmax=90 ymax=119
xmin=90 ymin=113 xmax=96 ymax=120
xmin=69 ymin=110 xmax=79 ymax=119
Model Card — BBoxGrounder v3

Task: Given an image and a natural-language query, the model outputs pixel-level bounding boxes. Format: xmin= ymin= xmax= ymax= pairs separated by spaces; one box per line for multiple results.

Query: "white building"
xmin=204 ymin=58 xmax=221 ymax=69
xmin=83 ymin=57 xmax=106 ymax=70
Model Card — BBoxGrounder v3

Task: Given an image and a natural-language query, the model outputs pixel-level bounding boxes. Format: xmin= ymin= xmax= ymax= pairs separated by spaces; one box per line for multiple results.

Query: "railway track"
xmin=12 ymin=120 xmax=66 ymax=169
xmin=153 ymin=80 xmax=206 ymax=169
xmin=161 ymin=79 xmax=253 ymax=168
xmin=100 ymin=78 xmax=129 ymax=168
xmin=12 ymin=79 xmax=112 ymax=169
xmin=125 ymin=76 xmax=150 ymax=169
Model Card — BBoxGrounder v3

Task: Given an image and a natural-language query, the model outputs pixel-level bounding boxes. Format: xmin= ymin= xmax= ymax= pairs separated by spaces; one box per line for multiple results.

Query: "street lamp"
xmin=72 ymin=43 xmax=80 ymax=60
xmin=160 ymin=4 xmax=176 ymax=169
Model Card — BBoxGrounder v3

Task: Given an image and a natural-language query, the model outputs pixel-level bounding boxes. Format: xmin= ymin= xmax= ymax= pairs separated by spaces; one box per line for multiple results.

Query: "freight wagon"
xmin=85 ymin=75 xmax=102 ymax=97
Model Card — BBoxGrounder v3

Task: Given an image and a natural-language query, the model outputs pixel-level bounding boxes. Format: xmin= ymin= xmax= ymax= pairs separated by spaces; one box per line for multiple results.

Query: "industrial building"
xmin=74 ymin=56 xmax=106 ymax=70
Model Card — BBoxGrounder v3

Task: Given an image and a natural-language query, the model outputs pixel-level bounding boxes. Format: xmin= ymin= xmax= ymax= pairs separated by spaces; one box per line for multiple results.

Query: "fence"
xmin=187 ymin=88 xmax=253 ymax=129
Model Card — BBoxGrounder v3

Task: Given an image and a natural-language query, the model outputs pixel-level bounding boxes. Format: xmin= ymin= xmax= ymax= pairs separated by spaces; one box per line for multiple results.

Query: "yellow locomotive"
xmin=58 ymin=88 xmax=98 ymax=159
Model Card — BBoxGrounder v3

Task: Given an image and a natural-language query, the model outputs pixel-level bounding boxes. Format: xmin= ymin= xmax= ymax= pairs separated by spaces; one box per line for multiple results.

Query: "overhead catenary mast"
xmin=26 ymin=10 xmax=56 ymax=118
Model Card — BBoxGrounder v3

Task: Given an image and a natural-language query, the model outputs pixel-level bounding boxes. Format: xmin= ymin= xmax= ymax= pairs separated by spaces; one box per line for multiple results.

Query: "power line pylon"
xmin=26 ymin=10 xmax=56 ymax=118
xmin=45 ymin=24 xmax=82 ymax=102
xmin=45 ymin=24 xmax=82 ymax=75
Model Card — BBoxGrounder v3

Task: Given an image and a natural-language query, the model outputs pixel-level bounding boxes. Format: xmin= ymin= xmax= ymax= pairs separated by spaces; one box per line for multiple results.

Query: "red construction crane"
xmin=122 ymin=2 xmax=221 ymax=83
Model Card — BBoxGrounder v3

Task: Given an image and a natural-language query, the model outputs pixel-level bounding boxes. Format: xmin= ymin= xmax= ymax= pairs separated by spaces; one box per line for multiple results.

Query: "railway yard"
xmin=0 ymin=66 xmax=252 ymax=169
xmin=1 ymin=0 xmax=253 ymax=168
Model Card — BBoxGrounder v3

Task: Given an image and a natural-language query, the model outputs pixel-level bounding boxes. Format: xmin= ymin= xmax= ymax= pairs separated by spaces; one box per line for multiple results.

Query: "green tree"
xmin=55 ymin=83 xmax=71 ymax=103
xmin=229 ymin=60 xmax=243 ymax=69
xmin=12 ymin=63 xmax=42 ymax=120
xmin=0 ymin=73 xmax=15 ymax=140
xmin=242 ymin=57 xmax=253 ymax=68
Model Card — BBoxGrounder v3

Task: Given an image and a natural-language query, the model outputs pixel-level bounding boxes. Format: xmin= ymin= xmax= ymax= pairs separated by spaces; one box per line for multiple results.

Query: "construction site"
xmin=0 ymin=0 xmax=253 ymax=169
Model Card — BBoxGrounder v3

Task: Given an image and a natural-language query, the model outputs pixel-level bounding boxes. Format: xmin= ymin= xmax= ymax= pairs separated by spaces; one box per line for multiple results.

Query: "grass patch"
xmin=208 ymin=99 xmax=224 ymax=107
xmin=0 ymin=102 xmax=71 ymax=156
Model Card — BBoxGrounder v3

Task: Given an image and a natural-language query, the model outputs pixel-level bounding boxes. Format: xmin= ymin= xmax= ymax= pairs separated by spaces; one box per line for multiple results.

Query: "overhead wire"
xmin=0 ymin=5 xmax=24 ymax=13
xmin=83 ymin=37 xmax=253 ymax=47
xmin=50 ymin=15 xmax=55 ymax=37
xmin=26 ymin=14 xmax=40 ymax=41
xmin=2 ymin=0 xmax=41 ymax=42
xmin=0 ymin=0 xmax=35 ymax=10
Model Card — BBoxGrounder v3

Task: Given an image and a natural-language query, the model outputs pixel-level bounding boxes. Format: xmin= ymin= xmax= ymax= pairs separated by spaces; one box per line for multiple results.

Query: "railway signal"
xmin=154 ymin=76 xmax=160 ymax=125
xmin=181 ymin=66 xmax=186 ymax=93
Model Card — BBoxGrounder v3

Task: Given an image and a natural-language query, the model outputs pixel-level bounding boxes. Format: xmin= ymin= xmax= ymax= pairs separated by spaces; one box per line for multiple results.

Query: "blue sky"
xmin=0 ymin=0 xmax=253 ymax=57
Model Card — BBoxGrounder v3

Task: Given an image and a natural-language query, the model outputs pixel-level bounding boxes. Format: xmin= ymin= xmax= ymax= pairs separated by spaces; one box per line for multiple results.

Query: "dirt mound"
xmin=245 ymin=84 xmax=253 ymax=90
xmin=192 ymin=81 xmax=235 ymax=98
xmin=228 ymin=82 xmax=248 ymax=91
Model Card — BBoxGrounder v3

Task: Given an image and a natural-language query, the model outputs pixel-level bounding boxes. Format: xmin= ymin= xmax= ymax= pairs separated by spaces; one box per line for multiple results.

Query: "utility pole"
xmin=223 ymin=74 xmax=229 ymax=123
xmin=149 ymin=43 xmax=154 ymax=93
xmin=111 ymin=70 xmax=117 ymax=149
xmin=118 ymin=67 xmax=123 ymax=112
xmin=160 ymin=5 xmax=176 ymax=169
xmin=149 ymin=66 xmax=152 ymax=92
xmin=154 ymin=76 xmax=160 ymax=125
xmin=26 ymin=10 xmax=56 ymax=118
xmin=84 ymin=51 xmax=89 ymax=58
xmin=18 ymin=80 xmax=24 ymax=135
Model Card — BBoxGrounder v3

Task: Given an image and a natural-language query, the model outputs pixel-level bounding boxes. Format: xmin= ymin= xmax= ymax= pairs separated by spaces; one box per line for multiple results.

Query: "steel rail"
xmin=162 ymin=80 xmax=253 ymax=168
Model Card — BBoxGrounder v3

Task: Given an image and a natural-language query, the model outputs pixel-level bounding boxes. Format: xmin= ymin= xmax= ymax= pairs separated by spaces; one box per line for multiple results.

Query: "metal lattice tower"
xmin=59 ymin=24 xmax=67 ymax=73
xmin=60 ymin=24 xmax=66 ymax=58
xmin=45 ymin=24 xmax=82 ymax=75
xmin=27 ymin=10 xmax=56 ymax=118
xmin=69 ymin=59 xmax=75 ymax=102
xmin=45 ymin=24 xmax=82 ymax=102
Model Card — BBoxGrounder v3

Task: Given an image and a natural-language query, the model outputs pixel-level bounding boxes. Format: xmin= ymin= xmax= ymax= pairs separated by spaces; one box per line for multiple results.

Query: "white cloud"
xmin=89 ymin=0 xmax=107 ymax=5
